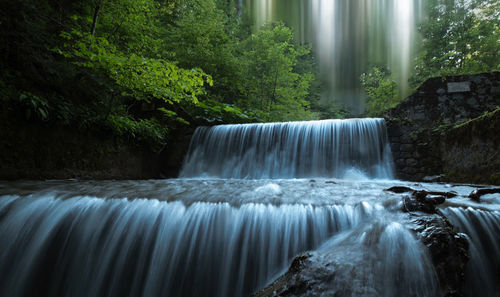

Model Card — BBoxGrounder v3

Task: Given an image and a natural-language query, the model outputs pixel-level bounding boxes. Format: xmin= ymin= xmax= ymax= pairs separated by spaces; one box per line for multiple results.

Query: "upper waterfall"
xmin=180 ymin=118 xmax=394 ymax=179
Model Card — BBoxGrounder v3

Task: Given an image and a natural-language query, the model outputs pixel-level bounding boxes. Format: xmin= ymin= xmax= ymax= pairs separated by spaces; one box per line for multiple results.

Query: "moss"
xmin=489 ymin=172 xmax=500 ymax=186
xmin=453 ymin=107 xmax=500 ymax=129
xmin=444 ymin=169 xmax=483 ymax=185
xmin=387 ymin=117 xmax=414 ymax=125
xmin=431 ymin=122 xmax=453 ymax=135
xmin=445 ymin=107 xmax=500 ymax=147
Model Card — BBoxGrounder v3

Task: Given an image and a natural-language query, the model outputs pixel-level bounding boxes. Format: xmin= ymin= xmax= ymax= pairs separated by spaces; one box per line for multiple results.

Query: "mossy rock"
xmin=489 ymin=172 xmax=500 ymax=186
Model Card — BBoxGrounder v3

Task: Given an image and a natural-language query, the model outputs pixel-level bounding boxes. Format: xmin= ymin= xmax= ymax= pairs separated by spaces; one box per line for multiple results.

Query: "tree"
xmin=360 ymin=66 xmax=399 ymax=116
xmin=164 ymin=0 xmax=241 ymax=103
xmin=238 ymin=22 xmax=317 ymax=121
xmin=411 ymin=0 xmax=500 ymax=87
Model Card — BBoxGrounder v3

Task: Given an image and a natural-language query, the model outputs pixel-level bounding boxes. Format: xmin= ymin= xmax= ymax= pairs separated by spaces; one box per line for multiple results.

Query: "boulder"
xmin=468 ymin=188 xmax=500 ymax=202
xmin=412 ymin=214 xmax=469 ymax=297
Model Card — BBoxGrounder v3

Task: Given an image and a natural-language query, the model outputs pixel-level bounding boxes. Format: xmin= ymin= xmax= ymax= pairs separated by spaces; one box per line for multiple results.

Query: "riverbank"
xmin=1 ymin=72 xmax=498 ymax=183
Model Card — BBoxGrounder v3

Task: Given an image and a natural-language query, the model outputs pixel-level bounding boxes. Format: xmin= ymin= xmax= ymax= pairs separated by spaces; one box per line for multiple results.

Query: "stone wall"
xmin=441 ymin=108 xmax=500 ymax=185
xmin=385 ymin=72 xmax=500 ymax=181
xmin=0 ymin=116 xmax=163 ymax=180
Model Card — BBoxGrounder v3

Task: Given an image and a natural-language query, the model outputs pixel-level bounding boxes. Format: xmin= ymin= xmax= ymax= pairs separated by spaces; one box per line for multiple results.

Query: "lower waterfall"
xmin=0 ymin=179 xmax=458 ymax=297
xmin=0 ymin=193 xmax=371 ymax=297
xmin=442 ymin=207 xmax=500 ymax=297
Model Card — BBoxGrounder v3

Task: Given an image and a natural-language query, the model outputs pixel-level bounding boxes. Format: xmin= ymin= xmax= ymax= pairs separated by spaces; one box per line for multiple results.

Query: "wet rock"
xmin=251 ymin=253 xmax=314 ymax=297
xmin=428 ymin=195 xmax=446 ymax=205
xmin=413 ymin=190 xmax=429 ymax=201
xmin=468 ymin=188 xmax=500 ymax=202
xmin=402 ymin=190 xmax=447 ymax=213
xmin=403 ymin=195 xmax=436 ymax=213
xmin=423 ymin=175 xmax=443 ymax=182
xmin=412 ymin=214 xmax=469 ymax=297
xmin=429 ymin=191 xmax=458 ymax=198
xmin=252 ymin=219 xmax=443 ymax=297
xmin=384 ymin=186 xmax=416 ymax=193
xmin=325 ymin=180 xmax=336 ymax=184
xmin=385 ymin=186 xmax=457 ymax=199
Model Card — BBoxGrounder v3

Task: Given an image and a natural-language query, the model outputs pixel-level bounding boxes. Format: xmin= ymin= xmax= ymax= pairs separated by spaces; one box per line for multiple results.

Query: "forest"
xmin=0 ymin=0 xmax=498 ymax=153
xmin=0 ymin=1 xmax=499 ymax=296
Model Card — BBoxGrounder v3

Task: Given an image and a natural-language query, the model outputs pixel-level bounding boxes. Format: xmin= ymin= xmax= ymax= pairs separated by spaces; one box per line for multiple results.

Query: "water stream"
xmin=0 ymin=118 xmax=499 ymax=297
xmin=180 ymin=118 xmax=393 ymax=179
xmin=442 ymin=207 xmax=500 ymax=297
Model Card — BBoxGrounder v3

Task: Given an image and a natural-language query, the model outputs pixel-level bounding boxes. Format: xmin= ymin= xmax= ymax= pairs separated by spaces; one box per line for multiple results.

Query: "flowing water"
xmin=0 ymin=118 xmax=499 ymax=297
xmin=441 ymin=207 xmax=500 ymax=297
xmin=180 ymin=118 xmax=393 ymax=179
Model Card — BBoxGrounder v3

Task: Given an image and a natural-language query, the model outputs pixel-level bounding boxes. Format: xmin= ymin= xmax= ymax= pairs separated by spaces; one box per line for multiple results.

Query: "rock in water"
xmin=412 ymin=214 xmax=469 ymax=297
xmin=468 ymin=188 xmax=500 ymax=202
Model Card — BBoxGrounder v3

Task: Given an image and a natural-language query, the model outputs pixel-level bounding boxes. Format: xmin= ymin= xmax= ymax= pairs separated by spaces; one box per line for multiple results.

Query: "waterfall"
xmin=2 ymin=179 xmax=496 ymax=297
xmin=442 ymin=207 xmax=500 ymax=297
xmin=309 ymin=220 xmax=439 ymax=297
xmin=0 ymin=194 xmax=374 ymax=297
xmin=180 ymin=118 xmax=393 ymax=179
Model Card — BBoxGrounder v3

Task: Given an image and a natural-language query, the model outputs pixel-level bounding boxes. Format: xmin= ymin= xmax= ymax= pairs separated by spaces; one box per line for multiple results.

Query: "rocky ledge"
xmin=250 ymin=186 xmax=497 ymax=297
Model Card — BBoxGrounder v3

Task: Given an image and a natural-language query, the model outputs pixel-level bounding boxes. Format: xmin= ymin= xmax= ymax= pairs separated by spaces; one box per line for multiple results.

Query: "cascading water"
xmin=180 ymin=118 xmax=393 ymax=179
xmin=0 ymin=118 xmax=499 ymax=297
xmin=306 ymin=220 xmax=440 ymax=296
xmin=442 ymin=207 xmax=500 ymax=297
xmin=0 ymin=194 xmax=374 ymax=297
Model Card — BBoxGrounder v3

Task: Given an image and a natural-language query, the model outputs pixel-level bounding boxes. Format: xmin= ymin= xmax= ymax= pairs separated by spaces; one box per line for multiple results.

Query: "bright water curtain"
xmin=0 ymin=195 xmax=371 ymax=297
xmin=244 ymin=0 xmax=425 ymax=112
xmin=442 ymin=207 xmax=500 ymax=297
xmin=180 ymin=118 xmax=394 ymax=179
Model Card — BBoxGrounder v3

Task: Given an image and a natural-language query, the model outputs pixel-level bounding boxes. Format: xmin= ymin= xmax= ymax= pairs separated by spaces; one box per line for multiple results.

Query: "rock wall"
xmin=441 ymin=108 xmax=500 ymax=185
xmin=0 ymin=116 xmax=163 ymax=180
xmin=385 ymin=72 xmax=500 ymax=182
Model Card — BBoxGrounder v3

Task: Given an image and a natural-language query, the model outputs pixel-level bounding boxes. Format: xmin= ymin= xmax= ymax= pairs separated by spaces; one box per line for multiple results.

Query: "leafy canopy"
xmin=360 ymin=67 xmax=400 ymax=117
xmin=238 ymin=22 xmax=318 ymax=121
xmin=411 ymin=0 xmax=500 ymax=87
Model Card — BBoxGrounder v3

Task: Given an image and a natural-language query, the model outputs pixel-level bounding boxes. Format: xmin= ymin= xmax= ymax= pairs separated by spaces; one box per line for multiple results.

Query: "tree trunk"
xmin=91 ymin=1 xmax=103 ymax=36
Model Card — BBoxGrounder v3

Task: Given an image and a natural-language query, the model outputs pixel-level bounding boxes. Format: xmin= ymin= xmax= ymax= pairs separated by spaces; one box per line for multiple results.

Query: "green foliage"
xmin=360 ymin=67 xmax=400 ymax=116
xmin=57 ymin=27 xmax=212 ymax=105
xmin=15 ymin=92 xmax=49 ymax=121
xmin=1 ymin=0 xmax=324 ymax=159
xmin=238 ymin=22 xmax=318 ymax=121
xmin=164 ymin=0 xmax=246 ymax=104
xmin=107 ymin=115 xmax=168 ymax=152
xmin=411 ymin=0 xmax=500 ymax=87
xmin=165 ymin=0 xmax=321 ymax=122
xmin=189 ymin=100 xmax=262 ymax=124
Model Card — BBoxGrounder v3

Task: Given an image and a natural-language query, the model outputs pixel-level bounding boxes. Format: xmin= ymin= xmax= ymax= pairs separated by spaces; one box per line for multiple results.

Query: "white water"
xmin=0 ymin=194 xmax=372 ymax=297
xmin=441 ymin=207 xmax=500 ymax=297
xmin=180 ymin=118 xmax=394 ymax=179
xmin=0 ymin=117 xmax=499 ymax=297
xmin=308 ymin=220 xmax=439 ymax=296
xmin=1 ymin=179 xmax=498 ymax=297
